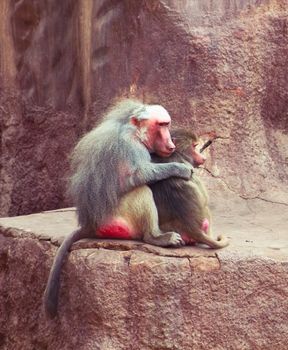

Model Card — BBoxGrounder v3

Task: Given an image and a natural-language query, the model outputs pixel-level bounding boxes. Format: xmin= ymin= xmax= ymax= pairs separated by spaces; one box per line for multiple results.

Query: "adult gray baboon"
xmin=44 ymin=99 xmax=191 ymax=318
xmin=150 ymin=128 xmax=229 ymax=248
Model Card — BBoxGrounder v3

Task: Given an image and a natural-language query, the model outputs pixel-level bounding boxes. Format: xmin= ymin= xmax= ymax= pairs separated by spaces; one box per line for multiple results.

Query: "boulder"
xmin=0 ymin=195 xmax=287 ymax=349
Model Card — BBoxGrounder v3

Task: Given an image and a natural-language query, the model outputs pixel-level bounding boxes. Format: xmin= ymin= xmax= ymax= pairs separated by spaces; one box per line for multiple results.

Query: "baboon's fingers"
xmin=169 ymin=232 xmax=185 ymax=247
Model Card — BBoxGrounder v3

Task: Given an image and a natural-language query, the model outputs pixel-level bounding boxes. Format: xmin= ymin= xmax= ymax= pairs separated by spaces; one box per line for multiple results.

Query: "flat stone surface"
xmin=0 ymin=194 xmax=287 ymax=261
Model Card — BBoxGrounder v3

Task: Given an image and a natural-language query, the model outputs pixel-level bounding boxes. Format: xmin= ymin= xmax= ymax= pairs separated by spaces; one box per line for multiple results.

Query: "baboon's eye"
xmin=158 ymin=122 xmax=170 ymax=127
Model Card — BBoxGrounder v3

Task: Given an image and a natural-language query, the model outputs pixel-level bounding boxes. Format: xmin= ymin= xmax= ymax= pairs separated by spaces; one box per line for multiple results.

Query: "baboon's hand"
xmin=173 ymin=163 xmax=193 ymax=180
xmin=168 ymin=232 xmax=185 ymax=247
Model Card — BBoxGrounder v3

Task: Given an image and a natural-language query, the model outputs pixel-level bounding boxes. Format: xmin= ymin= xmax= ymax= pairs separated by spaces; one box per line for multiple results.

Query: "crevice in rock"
xmin=185 ymin=257 xmax=193 ymax=278
xmin=215 ymin=252 xmax=221 ymax=269
xmin=137 ymin=244 xmax=216 ymax=259
xmin=77 ymin=243 xmax=217 ymax=260
xmin=204 ymin=168 xmax=288 ymax=206
xmin=123 ymin=254 xmax=131 ymax=267
xmin=245 ymin=196 xmax=288 ymax=207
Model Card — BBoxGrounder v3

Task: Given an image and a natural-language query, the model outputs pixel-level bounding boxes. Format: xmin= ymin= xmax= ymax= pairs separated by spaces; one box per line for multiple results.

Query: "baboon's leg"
xmin=117 ymin=187 xmax=184 ymax=247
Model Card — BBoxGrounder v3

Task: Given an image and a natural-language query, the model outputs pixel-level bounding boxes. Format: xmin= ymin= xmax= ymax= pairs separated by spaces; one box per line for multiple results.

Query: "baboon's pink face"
xmin=139 ymin=108 xmax=176 ymax=157
xmin=189 ymin=142 xmax=206 ymax=167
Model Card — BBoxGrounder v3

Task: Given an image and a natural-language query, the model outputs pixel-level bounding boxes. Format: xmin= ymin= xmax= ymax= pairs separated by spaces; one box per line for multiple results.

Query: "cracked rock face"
xmin=0 ymin=0 xmax=287 ymax=216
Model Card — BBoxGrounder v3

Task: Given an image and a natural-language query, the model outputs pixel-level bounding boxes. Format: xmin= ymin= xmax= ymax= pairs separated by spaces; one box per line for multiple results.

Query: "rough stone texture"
xmin=0 ymin=2 xmax=287 ymax=347
xmin=0 ymin=193 xmax=287 ymax=350
xmin=0 ymin=0 xmax=287 ymax=216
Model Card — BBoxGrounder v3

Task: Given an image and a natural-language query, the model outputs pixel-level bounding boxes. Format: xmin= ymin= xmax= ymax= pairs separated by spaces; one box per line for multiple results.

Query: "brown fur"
xmin=151 ymin=128 xmax=229 ymax=249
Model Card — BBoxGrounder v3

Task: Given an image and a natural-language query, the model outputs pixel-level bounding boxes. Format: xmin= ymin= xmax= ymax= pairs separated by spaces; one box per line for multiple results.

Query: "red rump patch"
xmin=97 ymin=220 xmax=132 ymax=240
xmin=201 ymin=218 xmax=209 ymax=233
xmin=181 ymin=233 xmax=196 ymax=245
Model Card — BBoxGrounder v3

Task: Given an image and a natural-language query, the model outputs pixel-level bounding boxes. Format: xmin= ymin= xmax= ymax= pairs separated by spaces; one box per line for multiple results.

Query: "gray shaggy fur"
xmin=44 ymin=99 xmax=191 ymax=318
xmin=70 ymin=100 xmax=145 ymax=228
xmin=70 ymin=99 xmax=189 ymax=229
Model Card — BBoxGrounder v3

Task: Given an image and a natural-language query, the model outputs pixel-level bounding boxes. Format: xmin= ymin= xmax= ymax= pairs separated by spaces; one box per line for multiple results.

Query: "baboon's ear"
xmin=130 ymin=116 xmax=140 ymax=126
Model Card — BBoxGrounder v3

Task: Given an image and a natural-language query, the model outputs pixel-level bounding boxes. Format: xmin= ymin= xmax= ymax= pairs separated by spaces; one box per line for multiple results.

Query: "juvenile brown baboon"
xmin=44 ymin=99 xmax=191 ymax=318
xmin=150 ymin=129 xmax=229 ymax=248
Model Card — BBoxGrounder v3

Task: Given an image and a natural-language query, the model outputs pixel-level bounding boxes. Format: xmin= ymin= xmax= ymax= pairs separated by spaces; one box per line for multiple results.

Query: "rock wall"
xmin=0 ymin=0 xmax=287 ymax=216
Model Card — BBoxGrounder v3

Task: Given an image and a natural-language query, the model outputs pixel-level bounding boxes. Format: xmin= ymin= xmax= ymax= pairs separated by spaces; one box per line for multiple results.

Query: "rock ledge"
xmin=0 ymin=202 xmax=287 ymax=350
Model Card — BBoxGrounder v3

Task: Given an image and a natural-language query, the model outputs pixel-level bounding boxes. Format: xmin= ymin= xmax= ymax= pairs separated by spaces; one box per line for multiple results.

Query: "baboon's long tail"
xmin=201 ymin=234 xmax=229 ymax=249
xmin=43 ymin=229 xmax=85 ymax=318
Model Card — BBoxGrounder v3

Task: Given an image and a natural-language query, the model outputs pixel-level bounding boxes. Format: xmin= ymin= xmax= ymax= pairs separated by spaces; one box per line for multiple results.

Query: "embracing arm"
xmin=126 ymin=161 xmax=192 ymax=188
